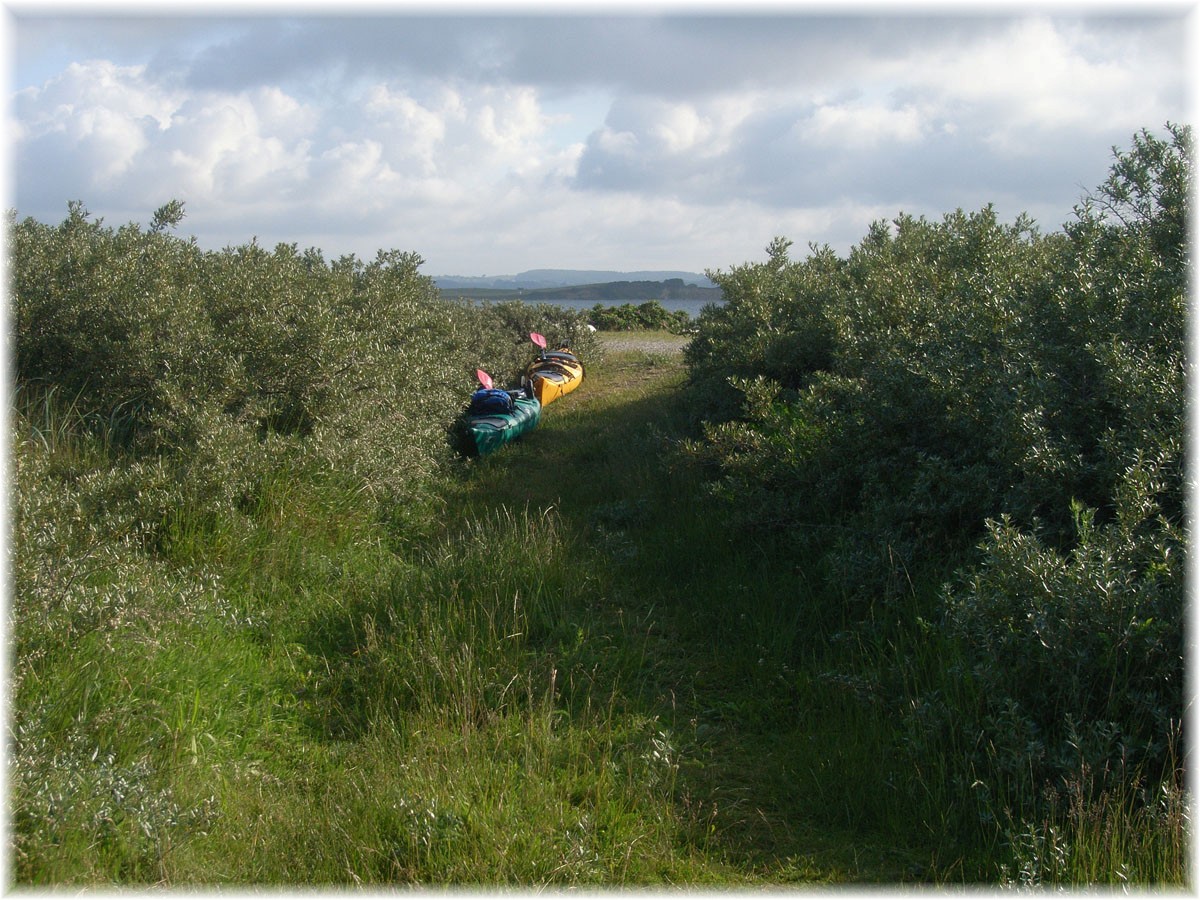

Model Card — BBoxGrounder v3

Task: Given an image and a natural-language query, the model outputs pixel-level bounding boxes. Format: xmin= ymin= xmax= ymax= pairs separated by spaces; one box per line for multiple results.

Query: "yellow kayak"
xmin=523 ymin=348 xmax=584 ymax=406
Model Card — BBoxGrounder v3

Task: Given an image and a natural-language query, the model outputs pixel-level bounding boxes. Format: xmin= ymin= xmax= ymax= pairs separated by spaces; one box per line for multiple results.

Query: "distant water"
xmin=526 ymin=296 xmax=723 ymax=317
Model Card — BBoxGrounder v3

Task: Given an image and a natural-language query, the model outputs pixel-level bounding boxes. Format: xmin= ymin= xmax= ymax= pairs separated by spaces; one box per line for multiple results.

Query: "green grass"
xmin=10 ymin=331 xmax=1187 ymax=886
xmin=442 ymin=333 xmax=978 ymax=881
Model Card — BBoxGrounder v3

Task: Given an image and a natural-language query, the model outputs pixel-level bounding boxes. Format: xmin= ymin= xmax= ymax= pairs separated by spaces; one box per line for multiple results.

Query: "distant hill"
xmin=434 ymin=269 xmax=716 ymax=290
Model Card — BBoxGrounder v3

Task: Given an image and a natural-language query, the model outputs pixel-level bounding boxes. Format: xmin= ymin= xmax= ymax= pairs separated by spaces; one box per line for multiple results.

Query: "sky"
xmin=4 ymin=2 xmax=1193 ymax=277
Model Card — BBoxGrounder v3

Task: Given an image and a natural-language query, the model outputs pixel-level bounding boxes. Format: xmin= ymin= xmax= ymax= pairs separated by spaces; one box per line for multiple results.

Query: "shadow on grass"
xmin=442 ymin=359 xmax=940 ymax=883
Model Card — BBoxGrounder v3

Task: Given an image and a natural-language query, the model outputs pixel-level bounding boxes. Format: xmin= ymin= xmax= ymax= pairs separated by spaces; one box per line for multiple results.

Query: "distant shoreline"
xmin=439 ymin=278 xmax=724 ymax=316
xmin=445 ymin=294 xmax=723 ymax=317
xmin=433 ymin=269 xmax=716 ymax=291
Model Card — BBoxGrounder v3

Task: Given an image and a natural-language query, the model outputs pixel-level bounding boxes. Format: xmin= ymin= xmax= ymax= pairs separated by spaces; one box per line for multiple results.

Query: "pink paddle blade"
xmin=530 ymin=332 xmax=547 ymax=349
xmin=475 ymin=369 xmax=493 ymax=389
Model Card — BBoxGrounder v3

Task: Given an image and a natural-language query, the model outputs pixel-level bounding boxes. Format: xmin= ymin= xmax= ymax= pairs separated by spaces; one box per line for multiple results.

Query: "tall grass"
xmin=1000 ymin=754 xmax=1189 ymax=887
xmin=11 ymin=335 xmax=1186 ymax=885
xmin=10 ymin=365 xmax=734 ymax=885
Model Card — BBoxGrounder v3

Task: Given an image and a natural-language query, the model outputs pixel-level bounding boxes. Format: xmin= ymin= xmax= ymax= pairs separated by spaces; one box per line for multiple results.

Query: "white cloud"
xmin=316 ymin=140 xmax=396 ymax=196
xmin=597 ymin=96 xmax=746 ymax=158
xmin=160 ymin=93 xmax=312 ymax=198
xmin=17 ymin=59 xmax=177 ymax=130
xmin=13 ymin=61 xmax=580 ymax=234
xmin=364 ymin=83 xmax=449 ymax=176
xmin=352 ymin=81 xmax=568 ymax=193
xmin=15 ymin=60 xmax=177 ymax=187
xmin=9 ymin=13 xmax=1188 ymax=274
xmin=253 ymin=85 xmax=319 ymax=140
xmin=890 ymin=17 xmax=1183 ymax=155
xmin=805 ymin=100 xmax=925 ymax=147
xmin=475 ymin=86 xmax=542 ymax=150
xmin=14 ymin=60 xmax=321 ymax=215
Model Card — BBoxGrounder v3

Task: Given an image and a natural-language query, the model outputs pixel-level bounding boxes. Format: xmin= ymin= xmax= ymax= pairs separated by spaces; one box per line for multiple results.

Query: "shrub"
xmin=939 ymin=124 xmax=1188 ymax=797
xmin=687 ymin=209 xmax=1057 ymax=597
xmin=943 ymin=448 xmax=1183 ymax=792
xmin=683 ymin=237 xmax=842 ymax=422
xmin=11 ymin=202 xmax=232 ymax=452
xmin=9 ymin=201 xmax=613 ymax=883
xmin=587 ymin=300 xmax=691 ymax=333
xmin=681 ymin=124 xmax=1189 ymax=798
xmin=461 ymin=299 xmax=601 ymax=389
xmin=11 ymin=204 xmax=596 ymax=512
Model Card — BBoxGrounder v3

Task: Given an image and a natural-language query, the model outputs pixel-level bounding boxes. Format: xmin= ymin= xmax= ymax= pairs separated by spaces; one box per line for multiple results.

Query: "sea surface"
xmin=525 ymin=296 xmax=723 ymax=317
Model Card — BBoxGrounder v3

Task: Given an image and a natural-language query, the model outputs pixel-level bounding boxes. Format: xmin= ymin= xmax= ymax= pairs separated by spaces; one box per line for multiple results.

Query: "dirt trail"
xmin=597 ymin=332 xmax=690 ymax=355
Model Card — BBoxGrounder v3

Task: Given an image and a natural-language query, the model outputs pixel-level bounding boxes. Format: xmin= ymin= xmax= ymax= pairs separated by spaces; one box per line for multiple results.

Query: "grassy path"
xmin=11 ymin=331 xmax=959 ymax=886
xmin=446 ymin=332 xmax=937 ymax=884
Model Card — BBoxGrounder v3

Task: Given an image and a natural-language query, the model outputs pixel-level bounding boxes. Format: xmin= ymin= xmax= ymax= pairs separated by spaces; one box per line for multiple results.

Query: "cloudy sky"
xmin=6 ymin=3 xmax=1192 ymax=277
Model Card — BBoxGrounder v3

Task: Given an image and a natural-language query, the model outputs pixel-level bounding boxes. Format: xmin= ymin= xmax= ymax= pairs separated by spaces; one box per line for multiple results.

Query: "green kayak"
xmin=454 ymin=393 xmax=542 ymax=457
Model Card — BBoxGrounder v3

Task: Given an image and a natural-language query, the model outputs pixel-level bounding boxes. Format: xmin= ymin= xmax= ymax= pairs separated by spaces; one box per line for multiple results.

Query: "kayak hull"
xmin=524 ymin=350 xmax=584 ymax=407
xmin=457 ymin=394 xmax=542 ymax=457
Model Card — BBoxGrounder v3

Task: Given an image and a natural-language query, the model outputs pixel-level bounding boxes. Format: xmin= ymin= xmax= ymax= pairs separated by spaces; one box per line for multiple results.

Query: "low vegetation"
xmin=681 ymin=123 xmax=1189 ymax=884
xmin=9 ymin=124 xmax=1188 ymax=887
xmin=586 ymin=299 xmax=693 ymax=333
